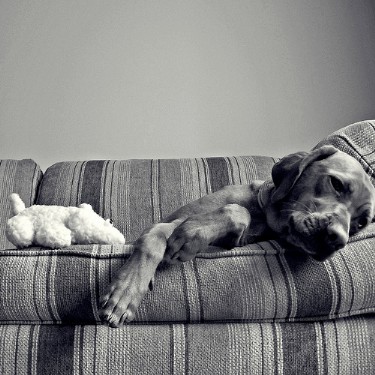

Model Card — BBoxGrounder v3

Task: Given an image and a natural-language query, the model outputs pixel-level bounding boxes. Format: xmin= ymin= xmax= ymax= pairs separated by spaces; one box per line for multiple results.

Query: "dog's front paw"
xmin=164 ymin=219 xmax=209 ymax=263
xmin=99 ymin=267 xmax=150 ymax=328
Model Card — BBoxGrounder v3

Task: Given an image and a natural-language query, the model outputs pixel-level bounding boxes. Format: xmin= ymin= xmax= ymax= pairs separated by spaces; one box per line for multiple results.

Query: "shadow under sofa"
xmin=0 ymin=120 xmax=375 ymax=374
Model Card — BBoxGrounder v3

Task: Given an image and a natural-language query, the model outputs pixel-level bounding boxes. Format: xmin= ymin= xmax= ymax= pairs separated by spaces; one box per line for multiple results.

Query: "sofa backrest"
xmin=0 ymin=159 xmax=43 ymax=249
xmin=36 ymin=156 xmax=276 ymax=242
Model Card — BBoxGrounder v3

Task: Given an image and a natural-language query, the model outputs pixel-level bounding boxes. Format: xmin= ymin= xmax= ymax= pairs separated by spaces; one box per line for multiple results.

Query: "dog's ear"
xmin=271 ymin=145 xmax=338 ymax=203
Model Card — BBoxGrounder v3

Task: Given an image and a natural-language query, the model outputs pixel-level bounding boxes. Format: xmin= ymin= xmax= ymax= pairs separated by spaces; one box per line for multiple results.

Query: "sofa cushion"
xmin=0 ymin=159 xmax=43 ymax=249
xmin=36 ymin=156 xmax=276 ymax=242
xmin=1 ymin=223 xmax=374 ymax=324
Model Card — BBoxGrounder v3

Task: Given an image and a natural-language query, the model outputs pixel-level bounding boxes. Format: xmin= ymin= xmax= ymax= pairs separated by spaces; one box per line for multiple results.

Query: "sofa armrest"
xmin=0 ymin=159 xmax=42 ymax=249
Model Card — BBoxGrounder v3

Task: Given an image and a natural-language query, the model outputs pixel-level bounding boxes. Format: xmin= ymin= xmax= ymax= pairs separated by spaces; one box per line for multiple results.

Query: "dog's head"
xmin=266 ymin=145 xmax=375 ymax=261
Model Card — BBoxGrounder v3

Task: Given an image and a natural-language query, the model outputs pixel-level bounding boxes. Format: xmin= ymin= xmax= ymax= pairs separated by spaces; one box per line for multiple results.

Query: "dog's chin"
xmin=309 ymin=250 xmax=335 ymax=262
xmin=285 ymin=240 xmax=337 ymax=261
xmin=282 ymin=230 xmax=340 ymax=262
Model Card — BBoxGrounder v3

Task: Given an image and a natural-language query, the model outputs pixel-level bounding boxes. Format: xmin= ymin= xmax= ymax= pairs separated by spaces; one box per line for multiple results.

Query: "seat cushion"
xmin=0 ymin=159 xmax=43 ymax=249
xmin=1 ymin=223 xmax=374 ymax=324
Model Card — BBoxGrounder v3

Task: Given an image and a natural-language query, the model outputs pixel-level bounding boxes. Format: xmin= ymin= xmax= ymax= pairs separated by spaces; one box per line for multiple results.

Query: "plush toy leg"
xmin=6 ymin=216 xmax=35 ymax=248
xmin=35 ymin=223 xmax=72 ymax=249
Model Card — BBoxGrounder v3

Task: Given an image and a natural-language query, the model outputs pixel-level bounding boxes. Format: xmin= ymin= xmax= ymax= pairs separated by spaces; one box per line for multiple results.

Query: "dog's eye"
xmin=330 ymin=176 xmax=344 ymax=193
xmin=358 ymin=217 xmax=368 ymax=229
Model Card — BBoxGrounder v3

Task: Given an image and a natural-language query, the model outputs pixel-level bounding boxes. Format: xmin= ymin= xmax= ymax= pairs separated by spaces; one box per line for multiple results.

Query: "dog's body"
xmin=99 ymin=146 xmax=375 ymax=327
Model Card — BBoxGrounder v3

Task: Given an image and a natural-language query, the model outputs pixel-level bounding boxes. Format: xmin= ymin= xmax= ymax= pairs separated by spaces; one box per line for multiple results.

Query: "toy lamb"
xmin=6 ymin=193 xmax=125 ymax=249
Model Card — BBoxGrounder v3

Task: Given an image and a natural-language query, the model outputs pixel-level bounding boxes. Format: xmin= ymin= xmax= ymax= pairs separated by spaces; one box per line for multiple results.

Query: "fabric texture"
xmin=1 ymin=317 xmax=374 ymax=375
xmin=36 ymin=156 xmax=276 ymax=242
xmin=1 ymin=224 xmax=375 ymax=324
xmin=0 ymin=159 xmax=42 ymax=249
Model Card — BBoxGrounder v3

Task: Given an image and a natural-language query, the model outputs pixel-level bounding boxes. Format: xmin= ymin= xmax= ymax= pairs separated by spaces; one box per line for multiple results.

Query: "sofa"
xmin=0 ymin=120 xmax=374 ymax=375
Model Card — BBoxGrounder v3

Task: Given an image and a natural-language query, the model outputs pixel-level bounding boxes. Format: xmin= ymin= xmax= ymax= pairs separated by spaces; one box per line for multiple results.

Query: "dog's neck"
xmin=257 ymin=179 xmax=275 ymax=210
xmin=240 ymin=180 xmax=276 ymax=244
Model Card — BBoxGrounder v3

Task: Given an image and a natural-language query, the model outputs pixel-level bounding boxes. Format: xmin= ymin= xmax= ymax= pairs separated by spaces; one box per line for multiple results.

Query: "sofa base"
xmin=1 ymin=316 xmax=374 ymax=375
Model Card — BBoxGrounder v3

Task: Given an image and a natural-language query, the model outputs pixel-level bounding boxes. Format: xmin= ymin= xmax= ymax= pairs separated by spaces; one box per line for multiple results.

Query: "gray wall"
xmin=1 ymin=1 xmax=375 ymax=171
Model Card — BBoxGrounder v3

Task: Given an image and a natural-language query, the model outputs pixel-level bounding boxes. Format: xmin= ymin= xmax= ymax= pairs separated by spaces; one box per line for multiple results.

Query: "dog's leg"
xmin=164 ymin=203 xmax=251 ymax=263
xmin=99 ymin=220 xmax=182 ymax=327
xmin=99 ymin=203 xmax=250 ymax=327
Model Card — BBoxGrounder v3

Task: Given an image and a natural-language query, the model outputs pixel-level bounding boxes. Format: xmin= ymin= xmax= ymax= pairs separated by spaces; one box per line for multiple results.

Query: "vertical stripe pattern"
xmin=3 ymin=319 xmax=370 ymax=375
xmin=0 ymin=159 xmax=42 ymax=249
xmin=1 ymin=233 xmax=375 ymax=324
xmin=36 ymin=156 xmax=276 ymax=241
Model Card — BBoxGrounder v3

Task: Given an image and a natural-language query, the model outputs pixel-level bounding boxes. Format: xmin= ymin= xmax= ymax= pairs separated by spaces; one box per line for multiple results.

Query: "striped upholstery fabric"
xmin=1 ymin=224 xmax=375 ymax=324
xmin=1 ymin=317 xmax=374 ymax=375
xmin=36 ymin=156 xmax=276 ymax=241
xmin=0 ymin=159 xmax=42 ymax=249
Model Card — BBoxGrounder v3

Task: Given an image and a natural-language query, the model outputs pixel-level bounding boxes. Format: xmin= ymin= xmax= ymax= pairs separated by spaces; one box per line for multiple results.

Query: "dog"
xmin=99 ymin=145 xmax=375 ymax=327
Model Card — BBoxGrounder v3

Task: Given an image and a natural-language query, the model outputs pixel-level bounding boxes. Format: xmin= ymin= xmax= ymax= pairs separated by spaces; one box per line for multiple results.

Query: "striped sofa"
xmin=0 ymin=120 xmax=375 ymax=374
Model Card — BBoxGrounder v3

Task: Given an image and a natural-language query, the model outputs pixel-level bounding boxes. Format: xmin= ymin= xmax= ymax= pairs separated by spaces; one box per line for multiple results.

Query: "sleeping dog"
xmin=99 ymin=145 xmax=375 ymax=327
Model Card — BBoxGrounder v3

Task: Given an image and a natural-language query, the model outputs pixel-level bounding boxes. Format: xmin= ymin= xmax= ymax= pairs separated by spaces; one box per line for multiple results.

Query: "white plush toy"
xmin=6 ymin=193 xmax=125 ymax=249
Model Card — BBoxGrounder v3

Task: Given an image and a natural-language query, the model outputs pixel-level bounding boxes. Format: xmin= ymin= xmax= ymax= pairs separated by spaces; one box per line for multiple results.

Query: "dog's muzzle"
xmin=288 ymin=212 xmax=349 ymax=261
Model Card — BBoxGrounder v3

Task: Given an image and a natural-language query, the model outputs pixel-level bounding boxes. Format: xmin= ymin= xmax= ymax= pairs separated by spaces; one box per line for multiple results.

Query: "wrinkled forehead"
xmin=321 ymin=150 xmax=375 ymax=198
xmin=322 ymin=150 xmax=365 ymax=172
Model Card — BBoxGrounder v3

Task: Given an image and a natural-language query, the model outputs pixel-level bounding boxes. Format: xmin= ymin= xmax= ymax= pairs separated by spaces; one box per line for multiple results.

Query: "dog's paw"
xmin=99 ymin=268 xmax=150 ymax=328
xmin=164 ymin=220 xmax=209 ymax=263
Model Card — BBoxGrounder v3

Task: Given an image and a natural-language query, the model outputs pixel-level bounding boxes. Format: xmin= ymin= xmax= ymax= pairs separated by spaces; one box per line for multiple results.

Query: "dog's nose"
xmin=326 ymin=223 xmax=348 ymax=251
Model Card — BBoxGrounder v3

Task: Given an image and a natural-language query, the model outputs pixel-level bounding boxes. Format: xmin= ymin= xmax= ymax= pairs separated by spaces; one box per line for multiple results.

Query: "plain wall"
xmin=1 ymin=0 xmax=375 ymax=171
